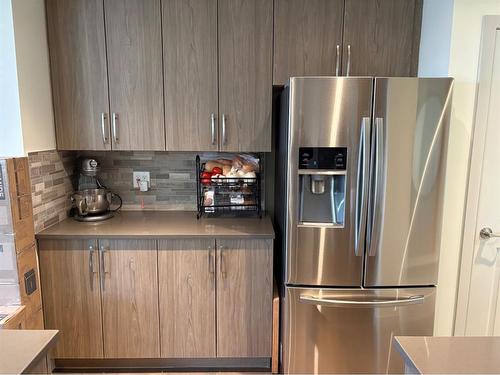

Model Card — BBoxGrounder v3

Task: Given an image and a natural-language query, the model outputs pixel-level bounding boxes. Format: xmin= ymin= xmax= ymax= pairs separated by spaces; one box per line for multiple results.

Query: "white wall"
xmin=11 ymin=0 xmax=56 ymax=153
xmin=427 ymin=0 xmax=500 ymax=336
xmin=0 ymin=0 xmax=24 ymax=157
xmin=418 ymin=0 xmax=454 ymax=77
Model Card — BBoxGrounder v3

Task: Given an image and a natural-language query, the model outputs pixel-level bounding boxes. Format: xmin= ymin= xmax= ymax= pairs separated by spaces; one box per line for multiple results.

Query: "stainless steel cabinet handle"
xmin=354 ymin=117 xmax=371 ymax=256
xmin=299 ymin=294 xmax=424 ymax=308
xmin=208 ymin=245 xmax=215 ymax=275
xmin=221 ymin=114 xmax=227 ymax=146
xmin=480 ymin=227 xmax=500 ymax=239
xmin=88 ymin=243 xmax=97 ymax=291
xmin=346 ymin=45 xmax=351 ymax=76
xmin=211 ymin=113 xmax=217 ymax=145
xmin=368 ymin=118 xmax=385 ymax=257
xmin=112 ymin=113 xmax=119 ymax=144
xmin=219 ymin=245 xmax=226 ymax=278
xmin=335 ymin=44 xmax=340 ymax=76
xmin=101 ymin=113 xmax=108 ymax=144
xmin=100 ymin=244 xmax=110 ymax=291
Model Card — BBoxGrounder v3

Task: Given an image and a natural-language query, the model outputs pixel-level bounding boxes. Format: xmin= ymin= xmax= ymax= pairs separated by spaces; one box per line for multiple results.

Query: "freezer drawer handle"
xmin=299 ymin=294 xmax=425 ymax=308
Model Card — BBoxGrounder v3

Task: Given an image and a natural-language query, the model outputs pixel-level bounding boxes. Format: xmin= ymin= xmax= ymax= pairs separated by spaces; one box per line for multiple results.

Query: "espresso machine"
xmin=71 ymin=158 xmax=122 ymax=222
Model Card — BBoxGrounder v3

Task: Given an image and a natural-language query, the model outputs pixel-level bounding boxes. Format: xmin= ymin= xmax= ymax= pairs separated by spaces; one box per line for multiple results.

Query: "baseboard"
xmin=54 ymin=357 xmax=271 ymax=372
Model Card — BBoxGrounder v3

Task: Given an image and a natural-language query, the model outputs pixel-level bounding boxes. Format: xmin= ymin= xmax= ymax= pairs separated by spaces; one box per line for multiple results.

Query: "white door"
xmin=455 ymin=17 xmax=500 ymax=335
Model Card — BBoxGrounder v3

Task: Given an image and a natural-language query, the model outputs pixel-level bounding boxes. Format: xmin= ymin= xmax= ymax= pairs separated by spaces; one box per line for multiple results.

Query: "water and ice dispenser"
xmin=298 ymin=147 xmax=347 ymax=226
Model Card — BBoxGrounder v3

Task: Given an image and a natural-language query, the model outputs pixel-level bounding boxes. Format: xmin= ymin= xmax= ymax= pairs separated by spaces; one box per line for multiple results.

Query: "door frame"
xmin=454 ymin=16 xmax=500 ymax=335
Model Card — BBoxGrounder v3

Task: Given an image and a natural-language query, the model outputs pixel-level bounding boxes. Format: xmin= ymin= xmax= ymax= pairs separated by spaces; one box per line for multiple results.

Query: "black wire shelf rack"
xmin=196 ymin=155 xmax=262 ymax=219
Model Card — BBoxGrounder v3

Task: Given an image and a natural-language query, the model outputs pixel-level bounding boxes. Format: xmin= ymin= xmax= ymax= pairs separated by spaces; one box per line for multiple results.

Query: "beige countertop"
xmin=394 ymin=336 xmax=500 ymax=374
xmin=36 ymin=211 xmax=275 ymax=240
xmin=0 ymin=305 xmax=25 ymax=329
xmin=0 ymin=329 xmax=58 ymax=374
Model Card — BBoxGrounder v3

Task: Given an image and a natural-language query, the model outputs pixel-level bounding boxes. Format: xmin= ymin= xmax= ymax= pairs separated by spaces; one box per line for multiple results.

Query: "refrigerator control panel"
xmin=299 ymin=147 xmax=347 ymax=170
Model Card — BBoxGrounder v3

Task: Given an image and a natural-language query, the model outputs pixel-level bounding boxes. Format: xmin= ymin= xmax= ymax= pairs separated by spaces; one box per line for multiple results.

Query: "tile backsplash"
xmin=28 ymin=150 xmax=267 ymax=232
xmin=29 ymin=150 xmax=75 ymax=233
xmin=78 ymin=151 xmax=198 ymax=211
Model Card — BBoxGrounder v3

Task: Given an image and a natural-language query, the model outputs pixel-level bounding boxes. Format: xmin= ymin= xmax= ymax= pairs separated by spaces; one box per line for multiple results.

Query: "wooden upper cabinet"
xmin=163 ymin=0 xmax=218 ymax=151
xmin=216 ymin=239 xmax=273 ymax=358
xmin=100 ymin=239 xmax=160 ymax=358
xmin=273 ymin=0 xmax=345 ymax=85
xmin=38 ymin=239 xmax=104 ymax=358
xmin=343 ymin=0 xmax=423 ymax=77
xmin=218 ymin=0 xmax=273 ymax=152
xmin=104 ymin=0 xmax=165 ymax=150
xmin=158 ymin=239 xmax=216 ymax=358
xmin=46 ymin=0 xmax=110 ymax=150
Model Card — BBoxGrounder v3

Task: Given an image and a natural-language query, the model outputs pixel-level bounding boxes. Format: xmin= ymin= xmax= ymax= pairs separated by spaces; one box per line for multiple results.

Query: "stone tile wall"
xmin=28 ymin=150 xmax=267 ymax=232
xmin=78 ymin=151 xmax=198 ymax=211
xmin=77 ymin=151 xmax=266 ymax=211
xmin=28 ymin=150 xmax=76 ymax=233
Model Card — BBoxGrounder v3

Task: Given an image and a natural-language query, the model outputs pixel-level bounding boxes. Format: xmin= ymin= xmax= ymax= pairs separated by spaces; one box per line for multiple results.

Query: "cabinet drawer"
xmin=24 ymin=307 xmax=45 ymax=330
xmin=17 ymin=245 xmax=43 ymax=316
xmin=13 ymin=216 xmax=35 ymax=253
xmin=6 ymin=158 xmax=31 ymax=198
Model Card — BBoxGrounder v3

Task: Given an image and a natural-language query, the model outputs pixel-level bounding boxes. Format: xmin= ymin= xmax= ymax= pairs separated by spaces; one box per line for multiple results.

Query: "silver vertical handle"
xmin=219 ymin=245 xmax=226 ymax=278
xmin=101 ymin=113 xmax=108 ymax=144
xmin=89 ymin=243 xmax=95 ymax=291
xmin=335 ymin=45 xmax=340 ymax=76
xmin=211 ymin=113 xmax=216 ymax=145
xmin=208 ymin=245 xmax=214 ymax=274
xmin=112 ymin=113 xmax=119 ymax=144
xmin=354 ymin=117 xmax=371 ymax=256
xmin=100 ymin=244 xmax=110 ymax=291
xmin=221 ymin=114 xmax=227 ymax=146
xmin=368 ymin=118 xmax=385 ymax=257
xmin=346 ymin=45 xmax=351 ymax=76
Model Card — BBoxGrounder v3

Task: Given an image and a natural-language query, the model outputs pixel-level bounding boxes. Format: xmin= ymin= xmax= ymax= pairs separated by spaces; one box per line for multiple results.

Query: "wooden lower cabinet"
xmin=38 ymin=239 xmax=104 ymax=358
xmin=100 ymin=239 xmax=160 ymax=358
xmin=39 ymin=236 xmax=273 ymax=362
xmin=217 ymin=239 xmax=273 ymax=357
xmin=158 ymin=239 xmax=216 ymax=357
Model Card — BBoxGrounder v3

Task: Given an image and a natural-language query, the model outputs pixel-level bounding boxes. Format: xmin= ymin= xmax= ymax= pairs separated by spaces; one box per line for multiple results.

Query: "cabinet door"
xmin=218 ymin=0 xmax=273 ymax=152
xmin=273 ymin=0 xmax=345 ymax=85
xmin=46 ymin=0 xmax=111 ymax=150
xmin=217 ymin=239 xmax=273 ymax=357
xmin=100 ymin=239 xmax=159 ymax=358
xmin=343 ymin=0 xmax=422 ymax=77
xmin=163 ymin=0 xmax=218 ymax=151
xmin=158 ymin=239 xmax=216 ymax=357
xmin=38 ymin=239 xmax=103 ymax=358
xmin=104 ymin=0 xmax=165 ymax=150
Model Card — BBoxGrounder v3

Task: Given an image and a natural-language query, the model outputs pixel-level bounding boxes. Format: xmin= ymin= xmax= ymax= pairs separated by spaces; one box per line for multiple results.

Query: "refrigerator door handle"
xmin=368 ymin=117 xmax=386 ymax=257
xmin=299 ymin=294 xmax=425 ymax=308
xmin=355 ymin=117 xmax=371 ymax=256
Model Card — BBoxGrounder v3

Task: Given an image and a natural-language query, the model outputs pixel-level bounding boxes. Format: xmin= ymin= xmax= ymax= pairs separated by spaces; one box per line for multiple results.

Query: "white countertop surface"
xmin=395 ymin=336 xmax=500 ymax=374
xmin=0 ymin=329 xmax=58 ymax=374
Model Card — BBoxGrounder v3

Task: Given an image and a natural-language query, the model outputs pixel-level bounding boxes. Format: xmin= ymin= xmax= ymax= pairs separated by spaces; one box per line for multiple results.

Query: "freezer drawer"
xmin=282 ymin=286 xmax=436 ymax=374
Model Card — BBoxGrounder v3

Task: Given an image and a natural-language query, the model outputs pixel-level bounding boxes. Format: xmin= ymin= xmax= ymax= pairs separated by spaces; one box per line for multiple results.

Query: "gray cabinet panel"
xmin=46 ymin=0 xmax=110 ymax=150
xmin=343 ymin=0 xmax=422 ymax=77
xmin=218 ymin=0 xmax=273 ymax=152
xmin=163 ymin=0 xmax=218 ymax=151
xmin=104 ymin=0 xmax=165 ymax=150
xmin=273 ymin=0 xmax=344 ymax=85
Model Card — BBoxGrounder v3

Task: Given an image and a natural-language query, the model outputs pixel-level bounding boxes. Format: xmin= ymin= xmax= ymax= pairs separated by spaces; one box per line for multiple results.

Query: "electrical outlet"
xmin=133 ymin=171 xmax=150 ymax=188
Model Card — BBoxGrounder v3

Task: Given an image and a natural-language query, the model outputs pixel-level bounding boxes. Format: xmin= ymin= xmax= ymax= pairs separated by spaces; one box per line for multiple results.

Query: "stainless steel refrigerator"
xmin=276 ymin=77 xmax=453 ymax=373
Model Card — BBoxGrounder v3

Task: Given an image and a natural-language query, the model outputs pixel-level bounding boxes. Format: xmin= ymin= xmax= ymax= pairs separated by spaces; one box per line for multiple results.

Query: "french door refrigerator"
xmin=276 ymin=77 xmax=453 ymax=373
